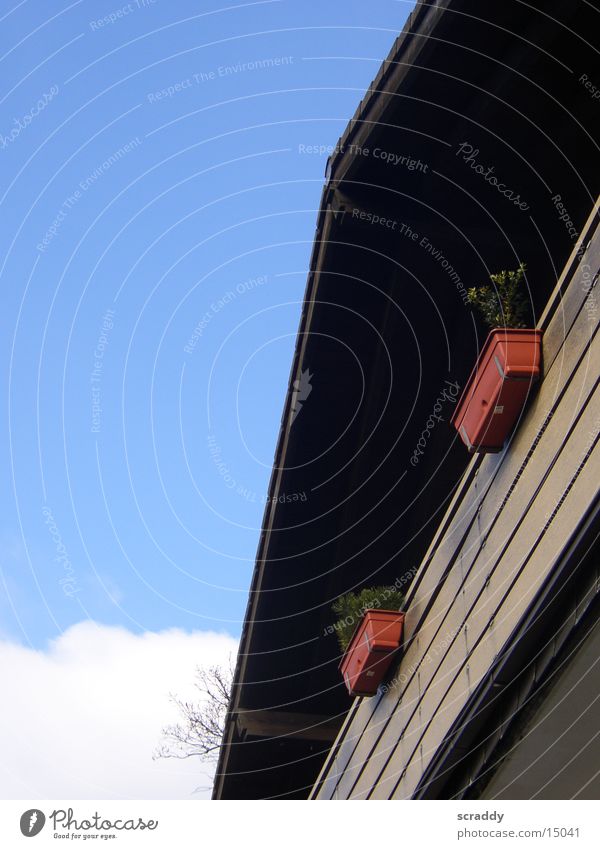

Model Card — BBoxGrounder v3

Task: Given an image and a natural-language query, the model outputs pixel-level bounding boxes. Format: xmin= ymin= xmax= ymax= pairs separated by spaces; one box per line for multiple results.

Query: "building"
xmin=214 ymin=0 xmax=600 ymax=800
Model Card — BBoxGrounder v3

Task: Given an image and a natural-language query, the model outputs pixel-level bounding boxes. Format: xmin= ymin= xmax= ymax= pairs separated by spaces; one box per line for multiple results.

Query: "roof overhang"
xmin=214 ymin=0 xmax=600 ymax=798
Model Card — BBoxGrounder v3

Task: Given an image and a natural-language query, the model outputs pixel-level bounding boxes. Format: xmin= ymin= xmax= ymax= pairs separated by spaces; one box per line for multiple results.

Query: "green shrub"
xmin=332 ymin=586 xmax=405 ymax=652
xmin=467 ymin=262 xmax=531 ymax=329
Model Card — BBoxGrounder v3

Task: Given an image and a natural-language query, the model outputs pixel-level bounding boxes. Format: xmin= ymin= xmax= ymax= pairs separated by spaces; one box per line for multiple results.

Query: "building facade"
xmin=214 ymin=0 xmax=600 ymax=799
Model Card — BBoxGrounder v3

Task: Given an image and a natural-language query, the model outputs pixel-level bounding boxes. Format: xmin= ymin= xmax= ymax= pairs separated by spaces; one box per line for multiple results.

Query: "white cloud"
xmin=0 ymin=621 xmax=238 ymax=800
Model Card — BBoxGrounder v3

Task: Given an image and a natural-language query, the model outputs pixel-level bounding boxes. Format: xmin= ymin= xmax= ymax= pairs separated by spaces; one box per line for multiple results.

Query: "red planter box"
xmin=339 ymin=609 xmax=405 ymax=697
xmin=451 ymin=328 xmax=543 ymax=453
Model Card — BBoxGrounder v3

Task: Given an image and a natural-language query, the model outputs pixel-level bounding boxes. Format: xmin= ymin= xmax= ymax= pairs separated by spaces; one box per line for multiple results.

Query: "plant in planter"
xmin=333 ymin=586 xmax=405 ymax=697
xmin=466 ymin=262 xmax=531 ymax=329
xmin=451 ymin=263 xmax=543 ymax=453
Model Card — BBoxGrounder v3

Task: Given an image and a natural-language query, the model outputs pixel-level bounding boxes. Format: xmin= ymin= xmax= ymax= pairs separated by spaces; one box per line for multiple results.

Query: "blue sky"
xmin=0 ymin=0 xmax=414 ymax=800
xmin=1 ymin=0 xmax=412 ymax=652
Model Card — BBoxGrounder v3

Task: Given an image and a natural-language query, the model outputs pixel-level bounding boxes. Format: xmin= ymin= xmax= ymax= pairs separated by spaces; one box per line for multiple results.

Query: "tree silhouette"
xmin=154 ymin=659 xmax=233 ymax=762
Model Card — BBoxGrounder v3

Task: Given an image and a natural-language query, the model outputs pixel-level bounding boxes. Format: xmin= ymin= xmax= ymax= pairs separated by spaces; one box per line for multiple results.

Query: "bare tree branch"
xmin=153 ymin=658 xmax=234 ymax=763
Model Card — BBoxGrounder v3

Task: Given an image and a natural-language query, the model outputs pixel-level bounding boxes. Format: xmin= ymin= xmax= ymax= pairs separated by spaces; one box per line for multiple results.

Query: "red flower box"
xmin=451 ymin=328 xmax=543 ymax=453
xmin=339 ymin=609 xmax=405 ymax=697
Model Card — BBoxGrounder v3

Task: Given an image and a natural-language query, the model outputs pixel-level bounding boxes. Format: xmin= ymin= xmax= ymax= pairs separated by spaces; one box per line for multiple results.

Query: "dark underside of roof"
xmin=214 ymin=0 xmax=600 ymax=799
